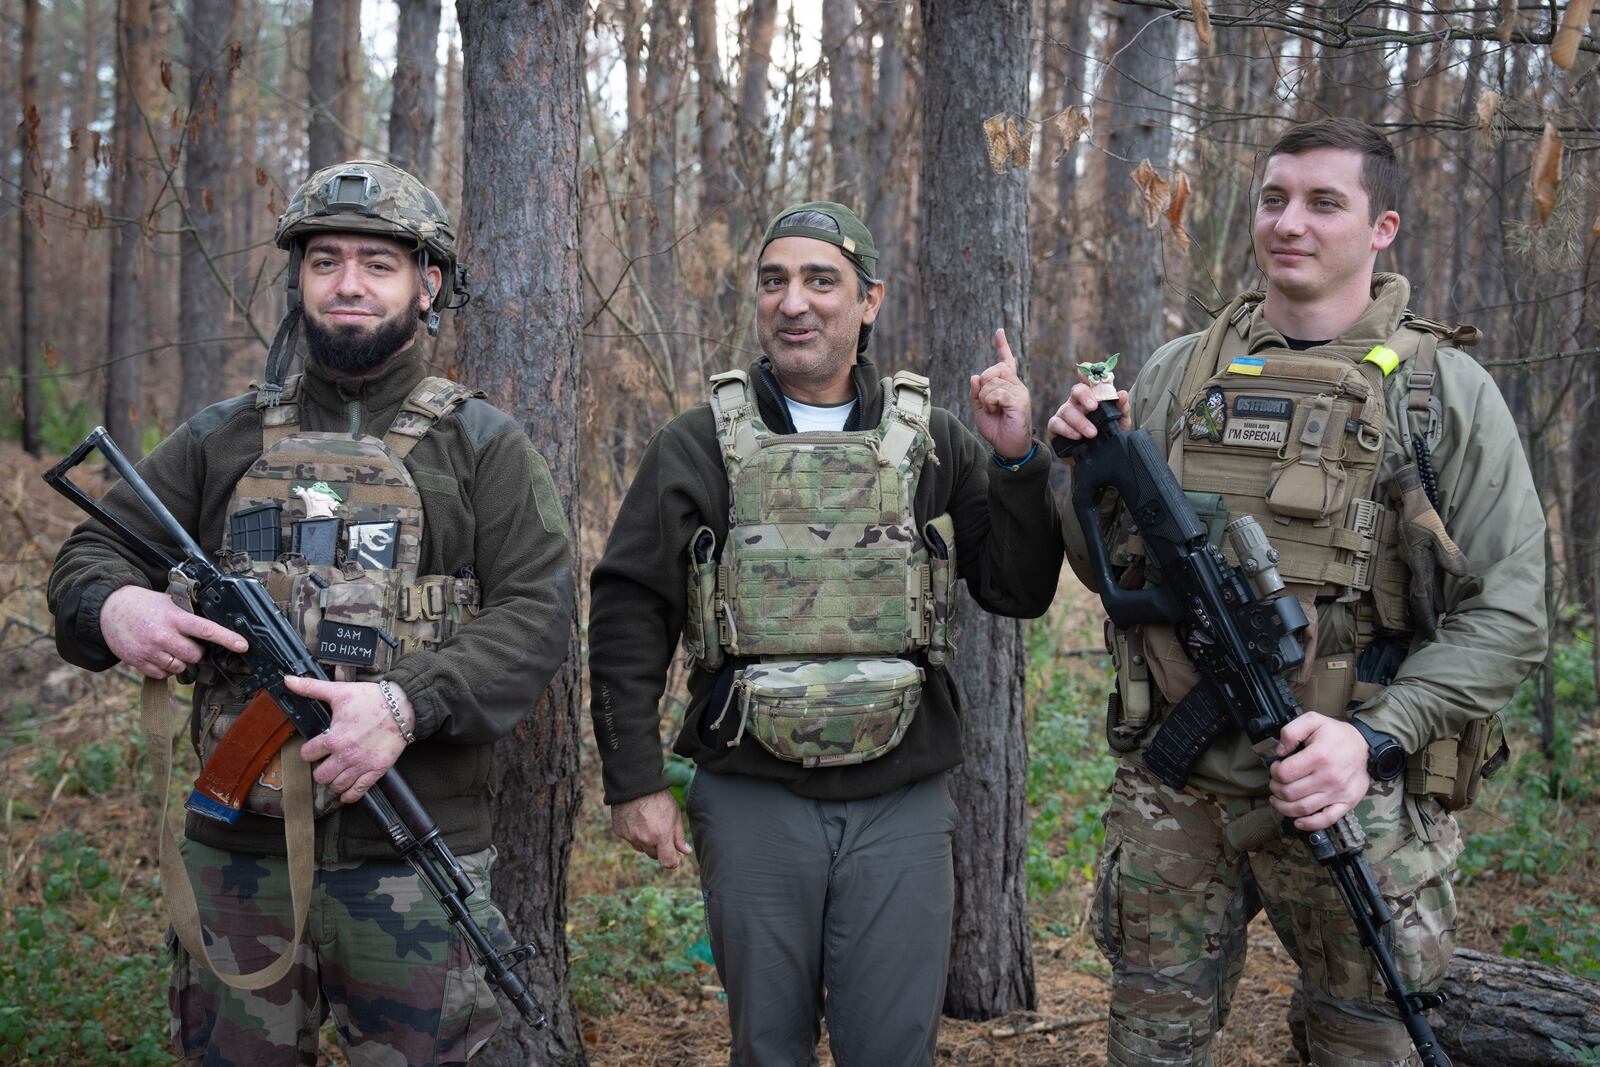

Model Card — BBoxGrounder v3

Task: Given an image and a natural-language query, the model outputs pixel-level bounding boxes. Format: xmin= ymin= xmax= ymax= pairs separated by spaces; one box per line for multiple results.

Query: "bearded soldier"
xmin=49 ymin=160 xmax=573 ymax=1064
xmin=588 ymin=201 xmax=1064 ymax=1064
xmin=1051 ymin=119 xmax=1547 ymax=1065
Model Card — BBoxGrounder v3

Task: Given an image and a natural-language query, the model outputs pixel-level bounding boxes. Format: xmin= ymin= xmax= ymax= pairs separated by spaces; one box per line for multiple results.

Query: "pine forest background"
xmin=2 ymin=0 xmax=1600 ymax=1063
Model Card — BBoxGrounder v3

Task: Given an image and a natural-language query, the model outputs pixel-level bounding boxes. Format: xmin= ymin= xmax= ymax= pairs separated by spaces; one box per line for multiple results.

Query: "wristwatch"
xmin=1350 ymin=717 xmax=1406 ymax=781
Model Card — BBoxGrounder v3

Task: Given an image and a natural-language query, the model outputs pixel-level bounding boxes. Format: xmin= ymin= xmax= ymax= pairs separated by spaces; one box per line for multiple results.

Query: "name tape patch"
xmin=1232 ymin=395 xmax=1293 ymax=420
xmin=316 ymin=621 xmax=379 ymax=667
xmin=1222 ymin=418 xmax=1290 ymax=448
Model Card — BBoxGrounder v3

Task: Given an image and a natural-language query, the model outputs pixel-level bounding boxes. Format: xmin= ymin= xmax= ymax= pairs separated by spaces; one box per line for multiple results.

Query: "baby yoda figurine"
xmin=1077 ymin=353 xmax=1120 ymax=402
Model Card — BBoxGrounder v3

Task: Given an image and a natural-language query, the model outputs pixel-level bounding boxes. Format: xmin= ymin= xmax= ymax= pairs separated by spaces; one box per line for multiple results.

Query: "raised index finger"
xmin=992 ymin=328 xmax=1016 ymax=370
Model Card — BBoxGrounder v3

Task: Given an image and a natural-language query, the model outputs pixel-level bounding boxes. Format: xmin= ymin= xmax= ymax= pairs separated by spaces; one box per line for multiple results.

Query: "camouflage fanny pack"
xmin=710 ymin=657 xmax=924 ymax=768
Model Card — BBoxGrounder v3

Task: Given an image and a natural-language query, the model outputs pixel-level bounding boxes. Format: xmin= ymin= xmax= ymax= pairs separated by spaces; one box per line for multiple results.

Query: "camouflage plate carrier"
xmin=683 ymin=369 xmax=956 ymax=768
xmin=1110 ymin=292 xmax=1505 ymax=810
xmin=191 ymin=374 xmax=483 ymax=817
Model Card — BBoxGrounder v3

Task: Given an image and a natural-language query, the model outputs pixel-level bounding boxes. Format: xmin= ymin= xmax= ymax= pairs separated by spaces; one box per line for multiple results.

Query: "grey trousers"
xmin=686 ymin=769 xmax=959 ymax=1067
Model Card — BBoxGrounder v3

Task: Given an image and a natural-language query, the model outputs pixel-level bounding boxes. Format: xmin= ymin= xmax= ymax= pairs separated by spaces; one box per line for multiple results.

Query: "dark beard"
xmin=304 ymin=308 xmax=417 ymax=375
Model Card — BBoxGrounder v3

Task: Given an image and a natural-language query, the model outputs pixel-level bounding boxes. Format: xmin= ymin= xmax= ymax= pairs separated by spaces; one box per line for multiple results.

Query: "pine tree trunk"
xmin=919 ymin=0 xmax=1036 ymax=1021
xmin=863 ymin=0 xmax=905 ymax=368
xmin=18 ymin=0 xmax=43 ymax=456
xmin=177 ymin=0 xmax=237 ymax=422
xmin=104 ymin=0 xmax=151 ymax=456
xmin=730 ymin=0 xmax=778 ymax=244
xmin=307 ymin=0 xmax=342 ymax=170
xmin=1097 ymin=0 xmax=1175 ymax=377
xmin=823 ymin=0 xmax=865 ymax=205
xmin=455 ymin=0 xmax=586 ymax=1062
xmin=337 ymin=0 xmax=364 ymax=151
xmin=389 ymin=0 xmax=441 ymax=180
xmin=688 ymin=0 xmax=731 ymax=223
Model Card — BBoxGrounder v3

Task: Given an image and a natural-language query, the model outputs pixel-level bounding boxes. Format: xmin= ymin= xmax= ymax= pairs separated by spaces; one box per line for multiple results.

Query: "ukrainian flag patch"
xmin=1226 ymin=356 xmax=1267 ymax=376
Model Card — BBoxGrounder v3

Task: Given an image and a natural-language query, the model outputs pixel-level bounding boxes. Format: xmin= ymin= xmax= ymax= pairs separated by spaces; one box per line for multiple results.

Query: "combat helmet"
xmin=261 ymin=160 xmax=469 ymax=402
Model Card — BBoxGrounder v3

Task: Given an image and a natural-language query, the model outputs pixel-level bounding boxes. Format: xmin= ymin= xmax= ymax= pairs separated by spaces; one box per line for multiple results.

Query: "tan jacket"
xmin=1063 ymin=275 xmax=1548 ymax=795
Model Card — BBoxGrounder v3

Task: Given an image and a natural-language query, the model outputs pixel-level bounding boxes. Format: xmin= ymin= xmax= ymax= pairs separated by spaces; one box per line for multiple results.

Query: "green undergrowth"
xmin=0 ymin=831 xmax=167 ymax=1065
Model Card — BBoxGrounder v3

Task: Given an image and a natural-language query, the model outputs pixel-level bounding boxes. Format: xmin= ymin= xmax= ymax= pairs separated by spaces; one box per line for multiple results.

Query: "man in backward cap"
xmin=589 ymin=201 xmax=1064 ymax=1063
xmin=49 ymin=160 xmax=573 ymax=1063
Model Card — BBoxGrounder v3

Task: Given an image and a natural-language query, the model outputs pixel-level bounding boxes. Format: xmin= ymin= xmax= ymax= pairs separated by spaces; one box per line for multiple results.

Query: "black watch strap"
xmin=1350 ymin=717 xmax=1406 ymax=781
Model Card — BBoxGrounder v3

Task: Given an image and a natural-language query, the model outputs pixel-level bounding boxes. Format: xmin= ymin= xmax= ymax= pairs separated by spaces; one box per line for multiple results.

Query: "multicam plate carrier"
xmin=189 ymin=374 xmax=483 ymax=817
xmin=684 ymin=369 xmax=956 ymax=768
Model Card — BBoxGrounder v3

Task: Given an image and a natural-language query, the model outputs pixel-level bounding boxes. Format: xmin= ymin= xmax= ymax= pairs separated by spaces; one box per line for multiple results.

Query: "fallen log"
xmin=1288 ymin=948 xmax=1600 ymax=1065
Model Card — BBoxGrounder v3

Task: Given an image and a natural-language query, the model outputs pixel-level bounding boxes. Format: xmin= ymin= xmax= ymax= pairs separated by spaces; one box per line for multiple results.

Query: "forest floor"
xmin=1 ymin=439 xmax=1596 ymax=1065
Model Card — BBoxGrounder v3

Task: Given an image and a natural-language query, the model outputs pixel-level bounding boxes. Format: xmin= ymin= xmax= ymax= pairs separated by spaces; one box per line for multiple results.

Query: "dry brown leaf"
xmin=1475 ymin=90 xmax=1501 ymax=137
xmin=1552 ymin=0 xmax=1595 ymax=69
xmin=256 ymin=167 xmax=269 ymax=187
xmin=1131 ymin=159 xmax=1170 ymax=228
xmin=160 ymin=59 xmax=173 ymax=92
xmin=1052 ymin=106 xmax=1091 ymax=164
xmin=1497 ymin=0 xmax=1517 ymax=43
xmin=1593 ymin=203 xmax=1600 ymax=239
xmin=1531 ymin=123 xmax=1563 ymax=224
xmin=43 ymin=342 xmax=58 ymax=370
xmin=1190 ymin=0 xmax=1214 ymax=46
xmin=982 ymin=112 xmax=1035 ymax=174
xmin=1166 ymin=171 xmax=1192 ymax=251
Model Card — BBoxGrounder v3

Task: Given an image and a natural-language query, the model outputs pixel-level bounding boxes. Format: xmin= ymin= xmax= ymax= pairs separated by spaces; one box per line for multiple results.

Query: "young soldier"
xmin=49 ymin=160 xmax=573 ymax=1064
xmin=589 ymin=201 xmax=1063 ymax=1065
xmin=1050 ymin=119 xmax=1547 ymax=1065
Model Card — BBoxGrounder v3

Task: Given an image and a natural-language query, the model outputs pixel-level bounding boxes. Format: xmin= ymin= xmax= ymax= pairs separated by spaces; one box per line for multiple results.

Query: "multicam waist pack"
xmin=685 ymin=369 xmax=955 ymax=767
xmin=186 ymin=374 xmax=483 ymax=818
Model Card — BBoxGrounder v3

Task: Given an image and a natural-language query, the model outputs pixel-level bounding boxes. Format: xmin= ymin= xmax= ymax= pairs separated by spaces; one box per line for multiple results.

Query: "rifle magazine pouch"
xmin=737 ymin=657 xmax=922 ymax=768
xmin=683 ymin=526 xmax=724 ymax=672
xmin=200 ymin=695 xmax=338 ymax=819
xmin=1266 ymin=396 xmax=1352 ymax=521
xmin=923 ymin=514 xmax=957 ymax=668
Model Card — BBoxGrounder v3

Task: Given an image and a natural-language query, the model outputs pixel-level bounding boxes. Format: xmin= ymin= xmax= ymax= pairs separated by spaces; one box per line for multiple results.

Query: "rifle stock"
xmin=1053 ymin=400 xmax=1452 ymax=1067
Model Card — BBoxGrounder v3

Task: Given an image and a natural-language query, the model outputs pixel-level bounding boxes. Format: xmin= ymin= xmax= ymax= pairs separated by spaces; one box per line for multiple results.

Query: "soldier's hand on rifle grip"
xmin=100 ymin=585 xmax=249 ymax=679
xmin=1268 ymin=711 xmax=1372 ymax=832
xmin=1046 ymin=383 xmax=1131 ymax=459
xmin=286 ymin=675 xmax=413 ymax=804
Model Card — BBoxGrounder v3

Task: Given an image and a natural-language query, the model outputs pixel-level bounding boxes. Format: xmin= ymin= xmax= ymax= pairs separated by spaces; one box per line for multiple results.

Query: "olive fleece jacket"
xmin=48 ymin=347 xmax=575 ymax=858
xmin=1060 ymin=274 xmax=1548 ymax=795
xmin=589 ymin=355 xmax=1065 ymax=806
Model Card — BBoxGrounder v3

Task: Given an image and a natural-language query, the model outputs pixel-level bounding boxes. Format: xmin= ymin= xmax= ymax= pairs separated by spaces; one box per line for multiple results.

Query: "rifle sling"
xmin=143 ymin=678 xmax=315 ymax=990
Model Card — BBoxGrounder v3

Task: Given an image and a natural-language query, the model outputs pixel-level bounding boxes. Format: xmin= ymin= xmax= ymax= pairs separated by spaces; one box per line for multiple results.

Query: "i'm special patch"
xmin=1222 ymin=395 xmax=1292 ymax=448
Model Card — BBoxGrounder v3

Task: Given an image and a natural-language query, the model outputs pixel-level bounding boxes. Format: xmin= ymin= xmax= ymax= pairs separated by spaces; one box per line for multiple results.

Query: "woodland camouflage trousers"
xmin=1090 ymin=763 xmax=1461 ymax=1067
xmin=169 ymin=840 xmax=509 ymax=1067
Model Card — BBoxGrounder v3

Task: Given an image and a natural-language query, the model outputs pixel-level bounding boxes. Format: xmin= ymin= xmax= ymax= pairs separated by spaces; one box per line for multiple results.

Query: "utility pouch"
xmin=1405 ymin=713 xmax=1509 ymax=811
xmin=923 ymin=514 xmax=957 ymax=667
xmin=297 ymin=563 xmax=402 ymax=676
xmin=199 ymin=691 xmax=337 ymax=819
xmin=683 ymin=526 xmax=724 ymax=672
xmin=731 ymin=657 xmax=923 ymax=768
xmin=1107 ymin=622 xmax=1153 ymax=753
xmin=1266 ymin=395 xmax=1352 ymax=521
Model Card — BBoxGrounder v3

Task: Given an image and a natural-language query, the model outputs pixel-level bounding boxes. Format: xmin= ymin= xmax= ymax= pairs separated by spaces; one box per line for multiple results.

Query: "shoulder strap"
xmin=258 ymin=373 xmax=305 ymax=450
xmin=709 ymin=369 xmax=762 ymax=474
xmin=879 ymin=370 xmax=933 ymax=471
xmin=383 ymin=375 xmax=488 ymax=459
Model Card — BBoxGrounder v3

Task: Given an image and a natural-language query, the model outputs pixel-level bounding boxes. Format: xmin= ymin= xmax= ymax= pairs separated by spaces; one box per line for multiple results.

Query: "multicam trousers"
xmin=169 ymin=839 xmax=509 ymax=1067
xmin=1090 ymin=763 xmax=1461 ymax=1067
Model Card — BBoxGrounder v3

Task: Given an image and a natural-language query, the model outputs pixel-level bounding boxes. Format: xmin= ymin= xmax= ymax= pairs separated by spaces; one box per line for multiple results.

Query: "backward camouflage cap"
xmin=760 ymin=201 xmax=879 ymax=277
xmin=276 ymin=159 xmax=466 ymax=309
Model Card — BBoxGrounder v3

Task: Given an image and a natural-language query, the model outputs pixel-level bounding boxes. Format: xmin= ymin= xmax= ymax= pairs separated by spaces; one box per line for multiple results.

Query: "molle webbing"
xmin=707 ymin=369 xmax=937 ymax=658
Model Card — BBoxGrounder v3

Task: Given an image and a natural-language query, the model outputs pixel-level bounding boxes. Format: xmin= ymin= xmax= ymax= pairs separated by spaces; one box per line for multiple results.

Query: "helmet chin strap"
xmin=260 ymin=244 xmax=306 ymax=406
xmin=419 ymin=248 xmax=441 ymax=336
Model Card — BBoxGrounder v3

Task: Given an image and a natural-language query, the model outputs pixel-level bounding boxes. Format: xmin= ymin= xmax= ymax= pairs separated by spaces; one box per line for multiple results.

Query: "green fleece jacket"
xmin=589 ymin=355 xmax=1065 ymax=805
xmin=48 ymin=347 xmax=574 ymax=858
xmin=1061 ymin=274 xmax=1548 ymax=795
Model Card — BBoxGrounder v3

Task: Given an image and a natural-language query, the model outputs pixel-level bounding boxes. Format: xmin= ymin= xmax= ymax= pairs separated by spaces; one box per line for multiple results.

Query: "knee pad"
xmin=1107 ymin=1010 xmax=1213 ymax=1067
